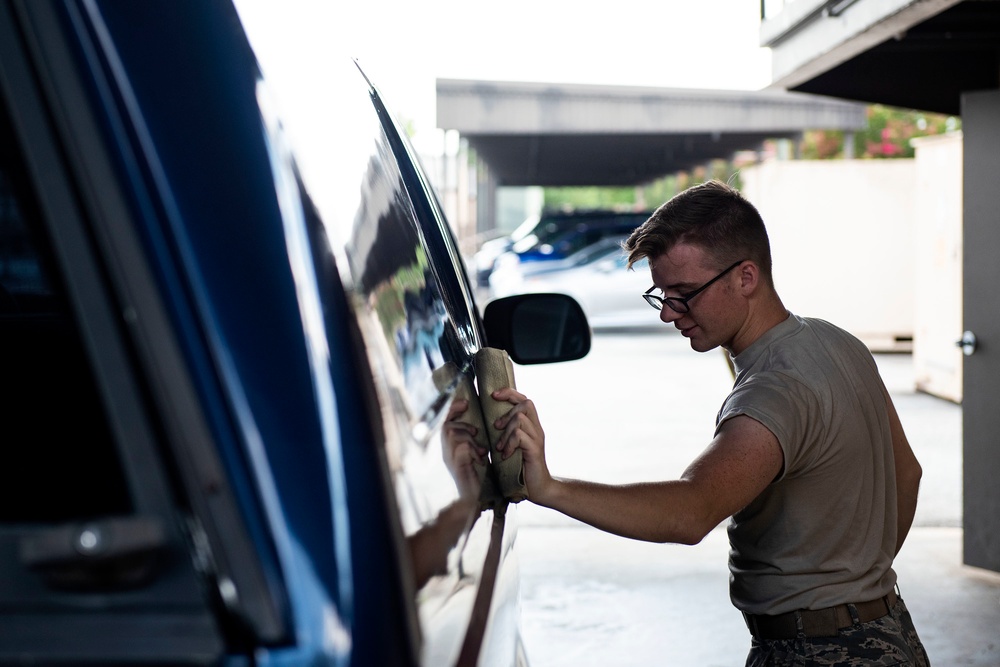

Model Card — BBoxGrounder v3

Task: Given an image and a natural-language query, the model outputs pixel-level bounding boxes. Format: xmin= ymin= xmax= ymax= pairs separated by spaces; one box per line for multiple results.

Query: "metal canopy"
xmin=763 ymin=0 xmax=1000 ymax=115
xmin=436 ymin=79 xmax=867 ymax=187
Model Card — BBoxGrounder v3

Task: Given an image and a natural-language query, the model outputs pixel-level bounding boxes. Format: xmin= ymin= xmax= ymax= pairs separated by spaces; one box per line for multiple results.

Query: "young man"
xmin=488 ymin=180 xmax=929 ymax=665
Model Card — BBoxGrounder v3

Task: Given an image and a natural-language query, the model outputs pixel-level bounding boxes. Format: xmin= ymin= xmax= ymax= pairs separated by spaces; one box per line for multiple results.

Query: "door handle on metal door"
xmin=957 ymin=330 xmax=978 ymax=356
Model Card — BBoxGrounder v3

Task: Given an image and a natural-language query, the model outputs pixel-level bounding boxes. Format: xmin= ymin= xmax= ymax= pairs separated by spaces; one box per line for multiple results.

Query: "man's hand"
xmin=490 ymin=387 xmax=554 ymax=504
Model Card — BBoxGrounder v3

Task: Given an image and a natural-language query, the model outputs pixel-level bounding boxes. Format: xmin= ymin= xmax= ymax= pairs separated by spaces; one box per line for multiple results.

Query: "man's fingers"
xmin=496 ymin=406 xmax=538 ymax=440
xmin=444 ymin=417 xmax=478 ymax=438
xmin=497 ymin=413 xmax=539 ymax=457
xmin=446 ymin=398 xmax=470 ymax=421
xmin=492 ymin=387 xmax=527 ymax=404
xmin=454 ymin=441 xmax=487 ymax=464
xmin=501 ymin=431 xmax=520 ymax=460
xmin=492 ymin=398 xmax=537 ymax=430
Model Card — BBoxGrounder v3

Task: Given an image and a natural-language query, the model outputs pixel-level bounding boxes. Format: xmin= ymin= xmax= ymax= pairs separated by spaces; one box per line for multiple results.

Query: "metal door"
xmin=961 ymin=90 xmax=1000 ymax=573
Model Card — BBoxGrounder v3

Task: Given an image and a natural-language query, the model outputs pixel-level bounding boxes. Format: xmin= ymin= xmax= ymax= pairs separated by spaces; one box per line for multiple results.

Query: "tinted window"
xmin=341 ymin=124 xmax=497 ymax=665
xmin=0 ymin=111 xmax=130 ymax=524
xmin=308 ymin=75 xmax=497 ymax=662
xmin=340 ymin=120 xmax=471 ymax=485
xmin=0 ymin=45 xmax=222 ymax=664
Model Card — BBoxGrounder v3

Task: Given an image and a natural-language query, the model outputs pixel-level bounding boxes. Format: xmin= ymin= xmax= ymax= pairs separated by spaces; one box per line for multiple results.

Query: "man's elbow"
xmin=673 ymin=529 xmax=709 ymax=546
xmin=663 ymin=517 xmax=716 ymax=546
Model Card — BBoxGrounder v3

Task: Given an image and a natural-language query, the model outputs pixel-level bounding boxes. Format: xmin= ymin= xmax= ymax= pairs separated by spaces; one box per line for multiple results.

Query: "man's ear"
xmin=738 ymin=261 xmax=761 ymax=295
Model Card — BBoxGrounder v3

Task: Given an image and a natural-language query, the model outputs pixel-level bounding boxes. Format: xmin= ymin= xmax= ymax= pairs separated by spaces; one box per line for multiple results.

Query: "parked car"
xmin=472 ymin=215 xmax=545 ymax=287
xmin=504 ymin=245 xmax=663 ymax=331
xmin=0 ymin=2 xmax=589 ymax=665
xmin=473 ymin=209 xmax=650 ymax=287
xmin=490 ymin=236 xmax=629 ymax=299
xmin=512 ymin=211 xmax=649 ymax=265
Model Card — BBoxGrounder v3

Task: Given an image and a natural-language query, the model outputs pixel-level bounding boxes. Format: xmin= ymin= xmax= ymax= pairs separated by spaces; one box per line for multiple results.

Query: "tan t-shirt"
xmin=717 ymin=313 xmax=897 ymax=615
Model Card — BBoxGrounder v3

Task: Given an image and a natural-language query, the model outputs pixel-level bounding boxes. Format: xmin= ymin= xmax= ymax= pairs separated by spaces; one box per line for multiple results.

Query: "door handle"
xmin=20 ymin=516 xmax=168 ymax=590
xmin=956 ymin=330 xmax=978 ymax=356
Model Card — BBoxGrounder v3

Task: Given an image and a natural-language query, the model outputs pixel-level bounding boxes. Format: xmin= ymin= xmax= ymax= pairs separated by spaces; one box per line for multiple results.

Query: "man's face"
xmin=647 ymin=243 xmax=743 ymax=353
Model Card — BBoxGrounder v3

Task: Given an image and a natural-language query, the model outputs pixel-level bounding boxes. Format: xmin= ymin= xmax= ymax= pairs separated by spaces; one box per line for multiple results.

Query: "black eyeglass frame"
xmin=642 ymin=260 xmax=746 ymax=314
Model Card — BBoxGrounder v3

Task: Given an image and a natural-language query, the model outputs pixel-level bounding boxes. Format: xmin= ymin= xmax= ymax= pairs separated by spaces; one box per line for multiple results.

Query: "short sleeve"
xmin=716 ymin=371 xmax=821 ymax=478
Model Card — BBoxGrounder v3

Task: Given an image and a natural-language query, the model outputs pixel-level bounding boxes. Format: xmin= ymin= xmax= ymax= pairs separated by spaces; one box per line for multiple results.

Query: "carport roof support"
xmin=436 ymin=79 xmax=866 ymax=186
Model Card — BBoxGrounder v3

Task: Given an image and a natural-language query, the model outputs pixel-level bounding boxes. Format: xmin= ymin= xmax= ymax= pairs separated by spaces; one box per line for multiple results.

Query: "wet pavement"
xmin=511 ymin=331 xmax=1000 ymax=666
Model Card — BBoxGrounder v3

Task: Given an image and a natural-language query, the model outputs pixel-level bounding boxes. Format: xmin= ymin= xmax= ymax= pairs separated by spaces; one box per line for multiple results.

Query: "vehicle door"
xmin=290 ymin=60 xmax=529 ymax=665
xmin=0 ymin=3 xmax=265 ymax=662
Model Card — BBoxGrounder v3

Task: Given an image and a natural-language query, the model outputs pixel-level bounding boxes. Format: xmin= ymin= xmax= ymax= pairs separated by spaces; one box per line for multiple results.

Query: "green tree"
xmin=542 ymin=160 xmax=742 ymax=211
xmin=542 ymin=186 xmax=637 ymax=210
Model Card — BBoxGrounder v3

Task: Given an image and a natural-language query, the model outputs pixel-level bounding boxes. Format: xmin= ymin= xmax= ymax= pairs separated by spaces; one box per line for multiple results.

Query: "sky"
xmin=235 ymin=0 xmax=773 ymax=153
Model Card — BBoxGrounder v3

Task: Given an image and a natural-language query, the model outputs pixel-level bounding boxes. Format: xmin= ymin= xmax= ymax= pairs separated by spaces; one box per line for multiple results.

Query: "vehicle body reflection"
xmin=0 ymin=2 xmax=589 ymax=665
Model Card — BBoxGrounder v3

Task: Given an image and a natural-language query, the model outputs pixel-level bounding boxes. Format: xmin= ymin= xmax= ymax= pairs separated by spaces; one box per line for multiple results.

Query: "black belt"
xmin=743 ymin=589 xmax=898 ymax=640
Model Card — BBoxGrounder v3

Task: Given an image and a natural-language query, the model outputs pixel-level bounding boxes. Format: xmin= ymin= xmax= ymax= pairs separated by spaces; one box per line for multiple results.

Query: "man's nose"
xmin=659 ymin=304 xmax=682 ymax=324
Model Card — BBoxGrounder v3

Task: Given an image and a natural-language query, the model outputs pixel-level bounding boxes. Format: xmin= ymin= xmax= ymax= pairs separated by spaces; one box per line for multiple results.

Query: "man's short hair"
xmin=624 ymin=180 xmax=773 ymax=284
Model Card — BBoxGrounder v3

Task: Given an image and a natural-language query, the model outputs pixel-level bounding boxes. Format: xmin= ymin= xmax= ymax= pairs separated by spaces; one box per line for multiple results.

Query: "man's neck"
xmin=727 ymin=297 xmax=789 ymax=356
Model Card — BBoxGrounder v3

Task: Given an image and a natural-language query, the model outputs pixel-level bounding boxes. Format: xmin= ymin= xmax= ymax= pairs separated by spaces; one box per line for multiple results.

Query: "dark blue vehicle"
xmin=0 ymin=2 xmax=588 ymax=665
xmin=474 ymin=209 xmax=650 ymax=289
xmin=509 ymin=211 xmax=650 ymax=265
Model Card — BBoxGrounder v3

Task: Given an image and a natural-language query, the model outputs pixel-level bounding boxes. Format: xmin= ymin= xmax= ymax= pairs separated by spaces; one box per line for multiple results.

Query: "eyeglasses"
xmin=642 ymin=260 xmax=745 ymax=314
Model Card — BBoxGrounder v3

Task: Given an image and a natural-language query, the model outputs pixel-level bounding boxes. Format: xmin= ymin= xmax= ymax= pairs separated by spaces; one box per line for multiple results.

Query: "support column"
xmin=475 ymin=156 xmax=497 ymax=237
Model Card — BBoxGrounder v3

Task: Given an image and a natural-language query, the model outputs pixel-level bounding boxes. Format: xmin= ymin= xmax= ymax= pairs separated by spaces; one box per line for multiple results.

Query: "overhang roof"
xmin=436 ymin=79 xmax=866 ymax=187
xmin=762 ymin=0 xmax=1000 ymax=115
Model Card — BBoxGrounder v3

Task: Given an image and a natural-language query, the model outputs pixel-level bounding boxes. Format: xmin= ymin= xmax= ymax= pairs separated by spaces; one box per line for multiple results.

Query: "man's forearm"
xmin=535 ymin=477 xmax=713 ymax=545
xmin=529 ymin=416 xmax=784 ymax=546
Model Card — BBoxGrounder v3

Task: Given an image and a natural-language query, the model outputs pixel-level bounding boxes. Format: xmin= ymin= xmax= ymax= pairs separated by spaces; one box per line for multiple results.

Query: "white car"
xmin=496 ymin=243 xmax=666 ymax=332
xmin=489 ymin=236 xmax=627 ymax=299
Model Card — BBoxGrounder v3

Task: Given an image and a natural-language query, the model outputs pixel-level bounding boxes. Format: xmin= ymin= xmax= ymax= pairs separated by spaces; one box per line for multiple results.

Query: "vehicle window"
xmin=0 ymin=49 xmax=222 ymax=662
xmin=308 ymin=74 xmax=497 ymax=640
xmin=339 ymin=128 xmax=469 ymax=488
xmin=329 ymin=113 xmax=496 ymax=663
xmin=0 ymin=113 xmax=130 ymax=524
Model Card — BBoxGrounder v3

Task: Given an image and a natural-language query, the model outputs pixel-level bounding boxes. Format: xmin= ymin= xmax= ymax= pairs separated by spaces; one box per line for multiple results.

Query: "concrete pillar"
xmin=475 ymin=156 xmax=497 ymax=236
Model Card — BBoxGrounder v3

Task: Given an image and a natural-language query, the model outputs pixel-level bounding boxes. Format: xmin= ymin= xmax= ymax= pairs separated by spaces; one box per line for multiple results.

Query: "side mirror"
xmin=483 ymin=294 xmax=591 ymax=365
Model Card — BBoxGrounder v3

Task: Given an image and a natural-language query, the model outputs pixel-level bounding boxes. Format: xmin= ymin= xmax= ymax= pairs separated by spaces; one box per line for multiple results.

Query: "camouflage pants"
xmin=745 ymin=595 xmax=930 ymax=666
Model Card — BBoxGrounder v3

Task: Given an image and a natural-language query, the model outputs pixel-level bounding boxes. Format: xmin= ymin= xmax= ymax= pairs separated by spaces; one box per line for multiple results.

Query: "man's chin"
xmin=680 ymin=326 xmax=723 ymax=353
xmin=688 ymin=338 xmax=721 ymax=353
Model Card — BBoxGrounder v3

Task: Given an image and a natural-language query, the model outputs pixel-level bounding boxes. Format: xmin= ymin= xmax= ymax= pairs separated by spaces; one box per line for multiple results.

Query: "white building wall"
xmin=740 ymin=158 xmax=917 ymax=352
xmin=911 ymin=132 xmax=963 ymax=403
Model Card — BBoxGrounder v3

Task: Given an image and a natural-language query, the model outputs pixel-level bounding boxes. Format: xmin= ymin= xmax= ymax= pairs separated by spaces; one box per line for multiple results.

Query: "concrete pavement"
xmin=511 ymin=331 xmax=1000 ymax=666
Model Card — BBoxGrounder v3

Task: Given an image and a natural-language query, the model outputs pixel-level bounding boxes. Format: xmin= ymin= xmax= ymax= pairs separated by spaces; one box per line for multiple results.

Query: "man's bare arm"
xmin=492 ymin=387 xmax=783 ymax=545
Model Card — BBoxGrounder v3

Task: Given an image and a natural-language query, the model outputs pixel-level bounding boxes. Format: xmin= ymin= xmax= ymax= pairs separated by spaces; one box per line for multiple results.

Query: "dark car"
xmin=0 ymin=2 xmax=589 ymax=665
xmin=474 ymin=209 xmax=650 ymax=287
xmin=511 ymin=211 xmax=650 ymax=263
